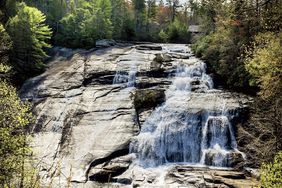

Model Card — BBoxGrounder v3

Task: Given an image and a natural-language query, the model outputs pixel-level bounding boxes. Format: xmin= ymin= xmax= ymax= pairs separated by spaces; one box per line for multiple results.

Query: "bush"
xmin=192 ymin=35 xmax=211 ymax=58
xmin=167 ymin=19 xmax=190 ymax=43
xmin=158 ymin=29 xmax=169 ymax=43
xmin=0 ymin=24 xmax=12 ymax=75
xmin=0 ymin=81 xmax=34 ymax=186
xmin=192 ymin=24 xmax=251 ymax=90
xmin=260 ymin=152 xmax=282 ymax=188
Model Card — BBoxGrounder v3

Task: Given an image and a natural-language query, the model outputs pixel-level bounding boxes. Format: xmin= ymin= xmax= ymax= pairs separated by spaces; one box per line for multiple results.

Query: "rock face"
xmin=128 ymin=165 xmax=257 ymax=188
xmin=20 ymin=43 xmax=256 ymax=187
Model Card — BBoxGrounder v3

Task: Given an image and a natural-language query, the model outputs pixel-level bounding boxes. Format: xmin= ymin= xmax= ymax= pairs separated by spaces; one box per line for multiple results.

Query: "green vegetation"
xmin=190 ymin=0 xmax=282 ymax=181
xmin=0 ymin=81 xmax=34 ymax=187
xmin=6 ymin=2 xmax=52 ymax=79
xmin=0 ymin=24 xmax=12 ymax=75
xmin=191 ymin=0 xmax=281 ymax=92
xmin=0 ymin=0 xmax=281 ymax=186
xmin=260 ymin=152 xmax=282 ymax=188
xmin=245 ymin=32 xmax=282 ymax=100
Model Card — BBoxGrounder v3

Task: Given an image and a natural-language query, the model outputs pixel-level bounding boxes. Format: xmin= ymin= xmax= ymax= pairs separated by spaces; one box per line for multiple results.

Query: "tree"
xmin=167 ymin=19 xmax=190 ymax=43
xmin=56 ymin=7 xmax=92 ymax=48
xmin=94 ymin=0 xmax=113 ymax=39
xmin=146 ymin=0 xmax=157 ymax=32
xmin=6 ymin=2 xmax=52 ymax=79
xmin=245 ymin=32 xmax=282 ymax=99
xmin=110 ymin=0 xmax=135 ymax=40
xmin=110 ymin=0 xmax=124 ymax=38
xmin=46 ymin=0 xmax=67 ymax=34
xmin=56 ymin=0 xmax=113 ymax=48
xmin=167 ymin=0 xmax=180 ymax=22
xmin=0 ymin=0 xmax=18 ymax=24
xmin=132 ymin=0 xmax=146 ymax=33
xmin=0 ymin=80 xmax=33 ymax=186
xmin=0 ymin=24 xmax=12 ymax=76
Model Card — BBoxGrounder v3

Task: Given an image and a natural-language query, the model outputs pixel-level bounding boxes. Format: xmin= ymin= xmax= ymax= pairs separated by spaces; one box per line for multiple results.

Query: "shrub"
xmin=0 ymin=81 xmax=34 ymax=186
xmin=167 ymin=19 xmax=190 ymax=43
xmin=260 ymin=152 xmax=282 ymax=188
xmin=158 ymin=29 xmax=169 ymax=43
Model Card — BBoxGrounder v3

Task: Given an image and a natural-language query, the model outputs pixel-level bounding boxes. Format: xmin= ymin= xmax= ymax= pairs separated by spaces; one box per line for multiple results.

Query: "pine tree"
xmin=110 ymin=0 xmax=125 ymax=38
xmin=6 ymin=2 xmax=52 ymax=79
xmin=46 ymin=0 xmax=67 ymax=34
xmin=95 ymin=0 xmax=112 ymax=39
xmin=132 ymin=0 xmax=146 ymax=33
xmin=146 ymin=0 xmax=157 ymax=32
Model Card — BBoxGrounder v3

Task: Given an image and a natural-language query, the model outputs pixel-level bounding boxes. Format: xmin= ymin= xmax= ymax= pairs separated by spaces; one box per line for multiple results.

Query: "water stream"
xmin=130 ymin=47 xmax=242 ymax=168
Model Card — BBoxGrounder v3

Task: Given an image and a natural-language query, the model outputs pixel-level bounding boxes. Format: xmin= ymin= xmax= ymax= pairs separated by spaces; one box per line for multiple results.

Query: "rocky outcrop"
xmin=135 ymin=44 xmax=162 ymax=50
xmin=20 ymin=43 xmax=255 ymax=187
xmin=128 ymin=165 xmax=258 ymax=188
xmin=96 ymin=39 xmax=117 ymax=47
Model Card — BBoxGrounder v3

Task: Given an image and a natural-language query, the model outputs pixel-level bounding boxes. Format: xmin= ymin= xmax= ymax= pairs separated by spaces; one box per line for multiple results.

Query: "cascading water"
xmin=113 ymin=68 xmax=137 ymax=87
xmin=130 ymin=55 xmax=242 ymax=168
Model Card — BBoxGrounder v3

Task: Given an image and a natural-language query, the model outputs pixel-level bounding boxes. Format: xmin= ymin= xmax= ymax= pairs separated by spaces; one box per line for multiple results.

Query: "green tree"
xmin=245 ymin=32 xmax=282 ymax=99
xmin=6 ymin=2 xmax=52 ymax=79
xmin=94 ymin=0 xmax=113 ymax=39
xmin=46 ymin=0 xmax=67 ymax=34
xmin=167 ymin=19 xmax=190 ymax=43
xmin=0 ymin=81 xmax=33 ymax=186
xmin=110 ymin=0 xmax=134 ymax=40
xmin=56 ymin=6 xmax=92 ymax=48
xmin=158 ymin=29 xmax=169 ymax=42
xmin=0 ymin=0 xmax=18 ymax=23
xmin=260 ymin=152 xmax=282 ymax=188
xmin=0 ymin=24 xmax=12 ymax=75
xmin=167 ymin=0 xmax=180 ymax=22
xmin=132 ymin=0 xmax=146 ymax=33
xmin=146 ymin=0 xmax=157 ymax=32
xmin=56 ymin=0 xmax=113 ymax=48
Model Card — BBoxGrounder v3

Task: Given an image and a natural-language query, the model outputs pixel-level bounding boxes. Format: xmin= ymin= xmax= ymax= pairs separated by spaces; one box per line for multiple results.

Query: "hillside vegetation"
xmin=0 ymin=0 xmax=281 ymax=187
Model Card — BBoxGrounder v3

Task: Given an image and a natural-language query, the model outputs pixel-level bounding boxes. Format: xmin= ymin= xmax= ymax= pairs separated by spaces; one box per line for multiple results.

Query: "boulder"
xmin=96 ymin=39 xmax=117 ymax=47
xmin=134 ymin=89 xmax=165 ymax=112
xmin=89 ymin=154 xmax=134 ymax=182
xmin=154 ymin=53 xmax=172 ymax=63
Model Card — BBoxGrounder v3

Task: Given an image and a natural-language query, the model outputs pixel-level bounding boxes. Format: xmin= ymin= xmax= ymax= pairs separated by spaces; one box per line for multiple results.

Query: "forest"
xmin=0 ymin=0 xmax=281 ymax=187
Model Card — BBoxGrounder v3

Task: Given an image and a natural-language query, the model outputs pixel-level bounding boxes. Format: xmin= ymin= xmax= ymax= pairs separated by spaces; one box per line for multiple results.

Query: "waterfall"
xmin=113 ymin=68 xmax=137 ymax=87
xmin=130 ymin=57 xmax=242 ymax=168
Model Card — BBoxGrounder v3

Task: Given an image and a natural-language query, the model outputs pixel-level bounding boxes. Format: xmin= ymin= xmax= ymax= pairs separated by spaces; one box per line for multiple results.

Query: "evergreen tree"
xmin=110 ymin=0 xmax=134 ymax=39
xmin=6 ymin=2 xmax=52 ymax=79
xmin=46 ymin=0 xmax=67 ymax=34
xmin=94 ymin=0 xmax=113 ymax=39
xmin=132 ymin=0 xmax=146 ymax=33
xmin=146 ymin=0 xmax=157 ymax=32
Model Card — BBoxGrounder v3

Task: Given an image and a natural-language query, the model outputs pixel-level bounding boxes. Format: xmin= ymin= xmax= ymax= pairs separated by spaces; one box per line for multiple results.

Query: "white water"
xmin=130 ymin=49 xmax=242 ymax=168
xmin=113 ymin=68 xmax=137 ymax=87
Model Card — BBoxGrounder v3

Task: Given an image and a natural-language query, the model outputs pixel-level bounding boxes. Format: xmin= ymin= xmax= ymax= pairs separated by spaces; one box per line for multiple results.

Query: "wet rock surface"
xmin=20 ymin=43 xmax=256 ymax=187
